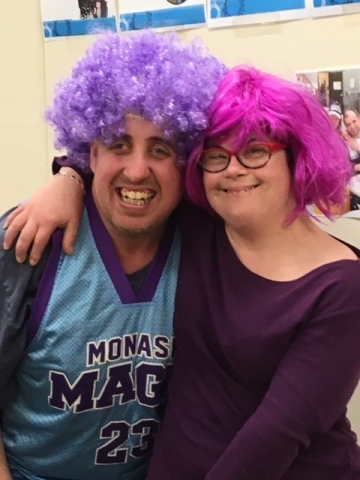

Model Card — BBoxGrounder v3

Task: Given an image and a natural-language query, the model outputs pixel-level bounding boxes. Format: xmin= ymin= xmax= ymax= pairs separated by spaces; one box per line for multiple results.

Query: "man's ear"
xmin=89 ymin=140 xmax=99 ymax=174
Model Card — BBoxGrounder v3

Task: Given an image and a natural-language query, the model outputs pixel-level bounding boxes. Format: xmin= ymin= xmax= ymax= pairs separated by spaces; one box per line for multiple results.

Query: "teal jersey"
xmin=3 ymin=193 xmax=180 ymax=480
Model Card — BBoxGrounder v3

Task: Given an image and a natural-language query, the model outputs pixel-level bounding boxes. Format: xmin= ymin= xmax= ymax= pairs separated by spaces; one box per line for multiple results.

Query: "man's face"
xmin=90 ymin=116 xmax=183 ymax=240
xmin=344 ymin=111 xmax=360 ymax=138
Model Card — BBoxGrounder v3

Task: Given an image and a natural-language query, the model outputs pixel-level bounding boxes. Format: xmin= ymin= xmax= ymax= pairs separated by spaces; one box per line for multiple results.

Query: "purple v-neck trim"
xmin=26 ymin=229 xmax=64 ymax=347
xmin=87 ymin=192 xmax=176 ymax=304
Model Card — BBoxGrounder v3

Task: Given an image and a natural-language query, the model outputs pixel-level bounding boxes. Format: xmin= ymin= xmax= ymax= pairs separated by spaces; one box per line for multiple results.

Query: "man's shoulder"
xmin=0 ymin=206 xmax=51 ymax=282
xmin=0 ymin=206 xmax=29 ymax=270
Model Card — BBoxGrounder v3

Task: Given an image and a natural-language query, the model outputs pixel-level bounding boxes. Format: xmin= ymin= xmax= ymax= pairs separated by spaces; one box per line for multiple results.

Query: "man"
xmin=0 ymin=31 xmax=225 ymax=480
xmin=343 ymin=108 xmax=360 ymax=172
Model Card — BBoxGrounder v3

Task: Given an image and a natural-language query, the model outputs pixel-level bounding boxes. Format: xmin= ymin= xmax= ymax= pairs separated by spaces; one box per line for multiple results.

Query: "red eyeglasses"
xmin=199 ymin=142 xmax=288 ymax=173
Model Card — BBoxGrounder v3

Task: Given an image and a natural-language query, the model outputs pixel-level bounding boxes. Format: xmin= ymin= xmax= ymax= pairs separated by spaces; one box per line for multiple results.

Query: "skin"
xmin=2 ymin=116 xmax=183 ymax=271
xmin=343 ymin=110 xmax=360 ymax=173
xmin=203 ymin=136 xmax=296 ymax=233
xmin=89 ymin=115 xmax=183 ymax=273
xmin=344 ymin=110 xmax=360 ymax=139
xmin=202 ymin=135 xmax=357 ymax=282
xmin=0 ymin=441 xmax=11 ymax=480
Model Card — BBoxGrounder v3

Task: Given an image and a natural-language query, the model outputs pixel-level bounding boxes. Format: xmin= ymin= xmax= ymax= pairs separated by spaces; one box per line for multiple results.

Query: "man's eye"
xmin=150 ymin=145 xmax=173 ymax=158
xmin=110 ymin=142 xmax=130 ymax=152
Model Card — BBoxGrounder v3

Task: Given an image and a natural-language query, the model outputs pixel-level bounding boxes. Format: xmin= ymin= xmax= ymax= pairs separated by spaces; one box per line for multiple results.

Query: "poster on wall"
xmin=312 ymin=0 xmax=360 ymax=18
xmin=207 ymin=0 xmax=308 ymax=28
xmin=297 ymin=66 xmax=360 ymax=219
xmin=119 ymin=0 xmax=206 ymax=31
xmin=41 ymin=0 xmax=118 ymax=39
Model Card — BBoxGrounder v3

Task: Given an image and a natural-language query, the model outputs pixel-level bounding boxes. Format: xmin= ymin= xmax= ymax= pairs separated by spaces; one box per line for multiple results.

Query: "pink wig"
xmin=186 ymin=66 xmax=351 ymax=220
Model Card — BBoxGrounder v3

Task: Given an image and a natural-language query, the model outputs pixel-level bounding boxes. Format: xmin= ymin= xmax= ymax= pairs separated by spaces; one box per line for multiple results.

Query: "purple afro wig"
xmin=186 ymin=66 xmax=352 ymax=220
xmin=46 ymin=31 xmax=227 ymax=171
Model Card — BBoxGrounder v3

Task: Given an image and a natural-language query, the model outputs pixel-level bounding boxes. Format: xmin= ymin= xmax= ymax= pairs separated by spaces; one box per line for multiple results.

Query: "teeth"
xmin=119 ymin=188 xmax=155 ymax=205
xmin=227 ymin=186 xmax=258 ymax=193
xmin=122 ymin=198 xmax=147 ymax=205
xmin=121 ymin=188 xmax=154 ymax=200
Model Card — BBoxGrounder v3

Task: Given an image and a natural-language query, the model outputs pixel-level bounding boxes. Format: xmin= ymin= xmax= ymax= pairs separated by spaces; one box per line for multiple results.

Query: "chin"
xmin=114 ymin=218 xmax=164 ymax=237
xmin=221 ymin=209 xmax=254 ymax=226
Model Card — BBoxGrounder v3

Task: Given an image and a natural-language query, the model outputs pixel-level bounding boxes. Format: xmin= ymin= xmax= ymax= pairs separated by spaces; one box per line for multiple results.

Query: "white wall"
xmin=0 ymin=1 xmax=48 ymax=212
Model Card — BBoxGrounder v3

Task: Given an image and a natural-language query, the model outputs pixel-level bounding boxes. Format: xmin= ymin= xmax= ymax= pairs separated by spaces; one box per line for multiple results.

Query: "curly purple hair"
xmin=186 ymin=66 xmax=352 ymax=220
xmin=45 ymin=31 xmax=227 ymax=171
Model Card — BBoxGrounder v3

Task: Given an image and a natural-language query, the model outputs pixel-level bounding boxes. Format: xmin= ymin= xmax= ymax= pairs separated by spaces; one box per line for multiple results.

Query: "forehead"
xmin=344 ymin=112 xmax=358 ymax=124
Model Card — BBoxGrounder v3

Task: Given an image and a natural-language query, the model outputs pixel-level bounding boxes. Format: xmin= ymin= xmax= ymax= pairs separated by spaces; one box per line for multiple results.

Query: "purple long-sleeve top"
xmin=148 ymin=204 xmax=360 ymax=480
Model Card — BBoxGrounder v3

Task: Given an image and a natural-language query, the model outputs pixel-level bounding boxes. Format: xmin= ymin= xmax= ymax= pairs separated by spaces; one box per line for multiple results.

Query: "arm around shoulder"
xmin=3 ymin=167 xmax=85 ymax=265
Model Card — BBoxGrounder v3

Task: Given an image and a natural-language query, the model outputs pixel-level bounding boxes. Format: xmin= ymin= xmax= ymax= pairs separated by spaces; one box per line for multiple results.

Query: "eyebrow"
xmin=112 ymin=134 xmax=175 ymax=150
xmin=110 ymin=134 xmax=132 ymax=145
xmin=148 ymin=136 xmax=176 ymax=150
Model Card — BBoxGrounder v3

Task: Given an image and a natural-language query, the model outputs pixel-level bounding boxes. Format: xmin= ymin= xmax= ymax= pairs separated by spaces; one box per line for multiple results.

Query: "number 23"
xmin=95 ymin=419 xmax=160 ymax=464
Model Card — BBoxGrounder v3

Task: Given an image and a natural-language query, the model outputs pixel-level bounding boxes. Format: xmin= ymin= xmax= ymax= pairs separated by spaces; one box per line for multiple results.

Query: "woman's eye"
xmin=243 ymin=146 xmax=268 ymax=157
xmin=209 ymin=152 xmax=227 ymax=160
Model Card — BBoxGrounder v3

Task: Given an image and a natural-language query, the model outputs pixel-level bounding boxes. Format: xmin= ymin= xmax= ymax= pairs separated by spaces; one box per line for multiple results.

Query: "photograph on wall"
xmin=207 ymin=0 xmax=308 ymax=29
xmin=312 ymin=0 xmax=360 ymax=18
xmin=297 ymin=67 xmax=360 ymax=218
xmin=41 ymin=0 xmax=117 ymax=39
xmin=119 ymin=0 xmax=206 ymax=31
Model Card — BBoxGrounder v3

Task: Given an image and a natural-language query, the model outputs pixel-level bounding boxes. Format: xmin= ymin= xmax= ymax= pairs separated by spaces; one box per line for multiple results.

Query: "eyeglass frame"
xmin=198 ymin=142 xmax=288 ymax=173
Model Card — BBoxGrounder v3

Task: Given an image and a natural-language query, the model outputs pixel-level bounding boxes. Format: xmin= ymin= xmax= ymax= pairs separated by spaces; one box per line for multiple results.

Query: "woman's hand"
xmin=3 ymin=168 xmax=85 ymax=265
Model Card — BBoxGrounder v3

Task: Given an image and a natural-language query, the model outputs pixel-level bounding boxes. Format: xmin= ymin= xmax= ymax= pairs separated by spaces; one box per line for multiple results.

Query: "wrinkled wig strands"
xmin=186 ymin=66 xmax=351 ymax=220
xmin=46 ymin=31 xmax=227 ymax=171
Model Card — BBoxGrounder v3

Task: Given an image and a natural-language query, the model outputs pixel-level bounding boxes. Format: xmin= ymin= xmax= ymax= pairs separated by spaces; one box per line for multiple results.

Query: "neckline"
xmin=86 ymin=192 xmax=176 ymax=303
xmin=219 ymin=221 xmax=360 ymax=285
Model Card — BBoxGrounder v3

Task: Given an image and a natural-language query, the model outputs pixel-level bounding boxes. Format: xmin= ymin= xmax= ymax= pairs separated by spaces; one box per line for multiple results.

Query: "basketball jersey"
xmin=3 ymin=193 xmax=180 ymax=480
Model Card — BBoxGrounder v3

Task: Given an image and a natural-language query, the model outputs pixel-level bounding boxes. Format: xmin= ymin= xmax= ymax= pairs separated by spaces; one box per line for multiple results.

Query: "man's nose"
xmin=123 ymin=153 xmax=150 ymax=182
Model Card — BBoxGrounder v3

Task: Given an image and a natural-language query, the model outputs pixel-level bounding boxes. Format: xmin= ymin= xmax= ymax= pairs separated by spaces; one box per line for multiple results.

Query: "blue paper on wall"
xmin=119 ymin=0 xmax=206 ymax=31
xmin=41 ymin=0 xmax=117 ymax=39
xmin=207 ymin=0 xmax=308 ymax=28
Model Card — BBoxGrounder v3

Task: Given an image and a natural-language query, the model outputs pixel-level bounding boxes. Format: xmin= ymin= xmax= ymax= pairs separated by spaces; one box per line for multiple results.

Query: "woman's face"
xmin=201 ymin=134 xmax=295 ymax=229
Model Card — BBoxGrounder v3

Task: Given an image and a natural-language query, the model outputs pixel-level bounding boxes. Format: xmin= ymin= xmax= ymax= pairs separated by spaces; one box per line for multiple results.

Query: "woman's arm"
xmin=3 ymin=167 xmax=85 ymax=266
xmin=0 ymin=440 xmax=11 ymax=480
xmin=205 ymin=265 xmax=360 ymax=480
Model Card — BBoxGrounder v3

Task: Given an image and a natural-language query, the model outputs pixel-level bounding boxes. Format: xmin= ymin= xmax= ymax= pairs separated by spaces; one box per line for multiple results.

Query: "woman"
xmin=4 ymin=67 xmax=360 ymax=479
xmin=147 ymin=67 xmax=360 ymax=479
